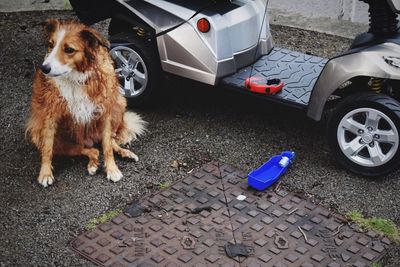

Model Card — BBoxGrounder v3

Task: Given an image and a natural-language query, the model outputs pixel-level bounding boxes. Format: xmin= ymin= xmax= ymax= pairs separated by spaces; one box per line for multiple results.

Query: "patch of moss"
xmin=85 ymin=209 xmax=122 ymax=230
xmin=64 ymin=0 xmax=71 ymax=10
xmin=158 ymin=181 xmax=171 ymax=190
xmin=371 ymin=262 xmax=382 ymax=267
xmin=346 ymin=211 xmax=399 ymax=242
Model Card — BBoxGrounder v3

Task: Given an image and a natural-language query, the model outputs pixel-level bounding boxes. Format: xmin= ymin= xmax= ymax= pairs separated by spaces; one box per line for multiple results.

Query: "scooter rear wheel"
xmin=109 ymin=35 xmax=162 ymax=107
xmin=328 ymin=92 xmax=400 ymax=177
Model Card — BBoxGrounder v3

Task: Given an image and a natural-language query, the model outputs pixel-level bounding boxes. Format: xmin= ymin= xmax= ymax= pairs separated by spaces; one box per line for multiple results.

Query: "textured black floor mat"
xmin=222 ymin=48 xmax=327 ymax=106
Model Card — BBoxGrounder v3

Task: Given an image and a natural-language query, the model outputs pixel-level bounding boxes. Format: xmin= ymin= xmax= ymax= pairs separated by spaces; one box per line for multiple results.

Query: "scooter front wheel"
xmin=328 ymin=92 xmax=400 ymax=177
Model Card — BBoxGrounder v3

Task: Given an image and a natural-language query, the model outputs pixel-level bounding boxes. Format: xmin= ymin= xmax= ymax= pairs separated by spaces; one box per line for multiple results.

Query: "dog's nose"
xmin=40 ymin=64 xmax=51 ymax=74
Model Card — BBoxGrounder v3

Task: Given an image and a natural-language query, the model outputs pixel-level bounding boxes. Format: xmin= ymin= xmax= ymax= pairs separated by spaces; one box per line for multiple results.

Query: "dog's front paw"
xmin=107 ymin=168 xmax=123 ymax=182
xmin=38 ymin=173 xmax=54 ymax=187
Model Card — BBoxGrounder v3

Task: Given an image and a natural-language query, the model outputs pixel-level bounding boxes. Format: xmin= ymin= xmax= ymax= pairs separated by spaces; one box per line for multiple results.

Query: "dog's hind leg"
xmin=112 ymin=139 xmax=139 ymax=162
xmin=54 ymin=143 xmax=100 ymax=175
xmin=82 ymin=148 xmax=100 ymax=175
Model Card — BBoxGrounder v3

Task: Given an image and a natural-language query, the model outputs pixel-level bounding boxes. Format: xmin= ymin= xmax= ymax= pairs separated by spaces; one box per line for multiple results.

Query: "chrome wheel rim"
xmin=337 ymin=108 xmax=399 ymax=167
xmin=110 ymin=46 xmax=148 ymax=98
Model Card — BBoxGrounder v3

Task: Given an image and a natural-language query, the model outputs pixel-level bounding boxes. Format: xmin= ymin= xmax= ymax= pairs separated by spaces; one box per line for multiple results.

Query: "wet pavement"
xmin=0 ymin=10 xmax=399 ymax=267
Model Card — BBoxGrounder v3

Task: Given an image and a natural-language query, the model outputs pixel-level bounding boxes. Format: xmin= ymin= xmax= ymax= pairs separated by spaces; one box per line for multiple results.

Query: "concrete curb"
xmin=0 ymin=0 xmax=70 ymax=13
xmin=0 ymin=1 xmax=366 ymax=39
xmin=269 ymin=8 xmax=367 ymax=39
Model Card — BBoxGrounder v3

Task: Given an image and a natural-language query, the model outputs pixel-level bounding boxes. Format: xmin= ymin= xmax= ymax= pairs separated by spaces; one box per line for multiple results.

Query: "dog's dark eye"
xmin=64 ymin=47 xmax=75 ymax=54
xmin=48 ymin=42 xmax=54 ymax=49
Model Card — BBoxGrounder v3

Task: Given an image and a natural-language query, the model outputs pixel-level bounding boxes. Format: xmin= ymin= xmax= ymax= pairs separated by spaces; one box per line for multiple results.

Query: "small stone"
xmin=237 ymin=195 xmax=247 ymax=201
xmin=171 ymin=160 xmax=179 ymax=169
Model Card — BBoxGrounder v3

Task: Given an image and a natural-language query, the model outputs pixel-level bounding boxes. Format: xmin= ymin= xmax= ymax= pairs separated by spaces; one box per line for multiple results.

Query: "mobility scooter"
xmin=71 ymin=0 xmax=400 ymax=177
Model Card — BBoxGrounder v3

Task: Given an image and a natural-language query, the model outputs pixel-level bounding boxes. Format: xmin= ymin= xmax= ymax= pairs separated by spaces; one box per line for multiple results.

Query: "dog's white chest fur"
xmin=54 ymin=73 xmax=97 ymax=124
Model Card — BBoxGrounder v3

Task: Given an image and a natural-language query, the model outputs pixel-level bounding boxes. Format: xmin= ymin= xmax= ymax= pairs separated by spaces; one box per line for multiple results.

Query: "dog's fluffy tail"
xmin=117 ymin=111 xmax=147 ymax=145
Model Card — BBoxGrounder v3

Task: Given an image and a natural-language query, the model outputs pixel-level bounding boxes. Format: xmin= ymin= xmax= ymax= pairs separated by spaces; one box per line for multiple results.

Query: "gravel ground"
xmin=0 ymin=10 xmax=399 ymax=266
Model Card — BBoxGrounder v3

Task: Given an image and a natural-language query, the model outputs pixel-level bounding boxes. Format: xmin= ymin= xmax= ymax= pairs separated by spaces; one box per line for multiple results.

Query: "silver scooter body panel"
xmin=307 ymin=42 xmax=400 ymax=121
xmin=116 ymin=0 xmax=273 ymax=85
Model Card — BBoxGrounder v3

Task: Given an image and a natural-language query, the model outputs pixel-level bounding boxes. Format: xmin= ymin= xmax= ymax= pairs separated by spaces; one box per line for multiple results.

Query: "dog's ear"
xmin=41 ymin=19 xmax=59 ymax=38
xmin=80 ymin=29 xmax=110 ymax=49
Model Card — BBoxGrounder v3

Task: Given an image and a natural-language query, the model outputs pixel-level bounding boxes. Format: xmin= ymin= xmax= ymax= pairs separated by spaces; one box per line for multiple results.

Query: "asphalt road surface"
xmin=0 ymin=11 xmax=399 ymax=266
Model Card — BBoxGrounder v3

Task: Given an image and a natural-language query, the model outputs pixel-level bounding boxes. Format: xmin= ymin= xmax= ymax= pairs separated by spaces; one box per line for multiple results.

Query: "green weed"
xmin=158 ymin=181 xmax=171 ymax=190
xmin=85 ymin=209 xmax=122 ymax=230
xmin=64 ymin=0 xmax=71 ymax=10
xmin=346 ymin=211 xmax=399 ymax=242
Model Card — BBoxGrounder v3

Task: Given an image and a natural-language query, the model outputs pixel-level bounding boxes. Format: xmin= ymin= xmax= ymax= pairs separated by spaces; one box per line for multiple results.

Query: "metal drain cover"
xmin=71 ymin=162 xmax=390 ymax=266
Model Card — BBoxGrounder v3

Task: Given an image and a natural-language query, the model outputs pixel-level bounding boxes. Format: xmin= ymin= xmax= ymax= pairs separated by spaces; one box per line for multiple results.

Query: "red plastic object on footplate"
xmin=245 ymin=77 xmax=284 ymax=94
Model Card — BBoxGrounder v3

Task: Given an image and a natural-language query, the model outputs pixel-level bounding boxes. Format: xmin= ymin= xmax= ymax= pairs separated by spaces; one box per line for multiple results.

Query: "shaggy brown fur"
xmin=26 ymin=19 xmax=146 ymax=187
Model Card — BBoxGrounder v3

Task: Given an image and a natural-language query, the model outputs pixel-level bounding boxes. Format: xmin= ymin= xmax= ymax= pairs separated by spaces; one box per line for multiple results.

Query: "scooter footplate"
xmin=221 ymin=47 xmax=327 ymax=106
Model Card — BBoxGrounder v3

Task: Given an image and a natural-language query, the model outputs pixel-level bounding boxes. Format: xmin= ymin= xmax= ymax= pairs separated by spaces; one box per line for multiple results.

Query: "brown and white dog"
xmin=26 ymin=19 xmax=146 ymax=187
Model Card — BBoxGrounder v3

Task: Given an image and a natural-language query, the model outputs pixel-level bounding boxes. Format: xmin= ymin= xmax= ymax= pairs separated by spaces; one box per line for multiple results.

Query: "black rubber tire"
xmin=110 ymin=32 xmax=162 ymax=107
xmin=327 ymin=92 xmax=400 ymax=177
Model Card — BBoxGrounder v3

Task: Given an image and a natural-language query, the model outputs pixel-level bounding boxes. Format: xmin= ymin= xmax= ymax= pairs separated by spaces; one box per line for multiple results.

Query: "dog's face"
xmin=41 ymin=19 xmax=109 ymax=77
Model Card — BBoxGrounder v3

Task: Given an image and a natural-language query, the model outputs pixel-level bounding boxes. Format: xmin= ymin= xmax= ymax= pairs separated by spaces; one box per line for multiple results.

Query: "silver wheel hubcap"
xmin=337 ymin=108 xmax=399 ymax=167
xmin=110 ymin=46 xmax=148 ymax=98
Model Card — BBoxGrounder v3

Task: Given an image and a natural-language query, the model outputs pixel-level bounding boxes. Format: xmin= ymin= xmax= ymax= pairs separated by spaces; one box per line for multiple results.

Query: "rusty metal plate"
xmin=71 ymin=162 xmax=390 ymax=266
